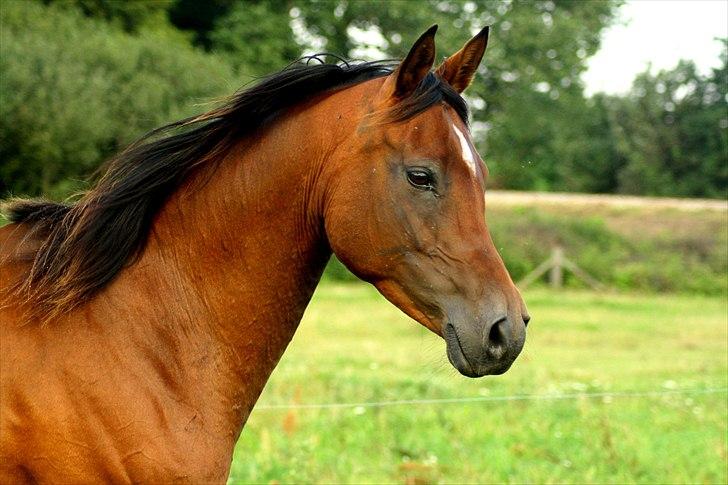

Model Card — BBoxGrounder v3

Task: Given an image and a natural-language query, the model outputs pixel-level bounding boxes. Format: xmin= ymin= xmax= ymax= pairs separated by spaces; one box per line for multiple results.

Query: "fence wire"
xmin=254 ymin=386 xmax=728 ymax=411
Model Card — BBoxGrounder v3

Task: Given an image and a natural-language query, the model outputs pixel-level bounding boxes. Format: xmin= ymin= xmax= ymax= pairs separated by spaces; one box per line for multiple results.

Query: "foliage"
xmin=168 ymin=0 xmax=238 ymax=48
xmin=209 ymin=1 xmax=300 ymax=76
xmin=0 ymin=1 xmax=235 ymax=197
xmin=229 ymin=283 xmax=727 ymax=483
xmin=553 ymin=93 xmax=627 ymax=193
xmin=487 ymin=205 xmax=727 ymax=295
xmin=0 ymin=1 xmax=725 ymax=198
xmin=45 ymin=0 xmax=174 ymax=32
xmin=609 ymin=54 xmax=728 ymax=198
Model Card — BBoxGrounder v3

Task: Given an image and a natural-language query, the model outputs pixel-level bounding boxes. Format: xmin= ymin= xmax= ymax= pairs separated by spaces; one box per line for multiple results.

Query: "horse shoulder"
xmin=0 ymin=230 xmax=232 ymax=482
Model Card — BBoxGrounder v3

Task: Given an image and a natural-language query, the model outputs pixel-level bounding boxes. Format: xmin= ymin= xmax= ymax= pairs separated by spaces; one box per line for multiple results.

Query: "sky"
xmin=582 ymin=0 xmax=728 ymax=95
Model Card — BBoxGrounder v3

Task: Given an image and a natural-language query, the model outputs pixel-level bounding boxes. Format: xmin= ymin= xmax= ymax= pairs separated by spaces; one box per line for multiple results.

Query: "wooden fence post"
xmin=518 ymin=246 xmax=604 ymax=291
xmin=549 ymin=246 xmax=564 ymax=288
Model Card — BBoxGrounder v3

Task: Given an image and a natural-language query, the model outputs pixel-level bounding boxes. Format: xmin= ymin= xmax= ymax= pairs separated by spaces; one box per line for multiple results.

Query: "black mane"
xmin=2 ymin=55 xmax=468 ymax=320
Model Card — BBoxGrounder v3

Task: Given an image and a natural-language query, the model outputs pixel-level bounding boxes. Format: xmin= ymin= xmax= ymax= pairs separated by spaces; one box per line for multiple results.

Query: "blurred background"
xmin=1 ymin=0 xmax=726 ymax=483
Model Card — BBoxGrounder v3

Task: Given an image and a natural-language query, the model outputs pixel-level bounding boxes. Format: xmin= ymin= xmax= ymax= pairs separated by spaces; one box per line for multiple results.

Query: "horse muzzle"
xmin=443 ymin=316 xmax=526 ymax=378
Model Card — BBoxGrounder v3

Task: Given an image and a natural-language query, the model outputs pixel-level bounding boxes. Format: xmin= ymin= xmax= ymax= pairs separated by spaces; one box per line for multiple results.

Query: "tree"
xmin=552 ymin=93 xmax=627 ymax=193
xmin=610 ymin=48 xmax=727 ymax=198
xmin=0 ymin=1 xmax=235 ymax=197
xmin=46 ymin=0 xmax=175 ymax=32
xmin=209 ymin=1 xmax=300 ymax=76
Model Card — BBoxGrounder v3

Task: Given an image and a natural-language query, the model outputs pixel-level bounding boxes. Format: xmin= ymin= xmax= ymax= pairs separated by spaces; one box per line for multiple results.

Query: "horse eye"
xmin=406 ymin=169 xmax=434 ymax=189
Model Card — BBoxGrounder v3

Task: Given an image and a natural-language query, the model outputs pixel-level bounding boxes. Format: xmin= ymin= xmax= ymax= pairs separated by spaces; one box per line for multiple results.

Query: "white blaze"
xmin=452 ymin=124 xmax=478 ymax=176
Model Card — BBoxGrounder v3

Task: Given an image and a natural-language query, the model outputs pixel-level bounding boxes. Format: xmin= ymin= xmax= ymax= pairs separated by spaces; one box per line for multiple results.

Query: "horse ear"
xmin=435 ymin=26 xmax=489 ymax=93
xmin=384 ymin=24 xmax=438 ymax=99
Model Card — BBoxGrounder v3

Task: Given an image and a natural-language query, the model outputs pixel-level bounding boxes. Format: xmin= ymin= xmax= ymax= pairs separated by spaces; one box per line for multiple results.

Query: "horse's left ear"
xmin=435 ymin=26 xmax=489 ymax=93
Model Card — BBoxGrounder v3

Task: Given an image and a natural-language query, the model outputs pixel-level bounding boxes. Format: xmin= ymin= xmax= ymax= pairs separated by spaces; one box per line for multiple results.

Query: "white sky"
xmin=583 ymin=0 xmax=728 ymax=95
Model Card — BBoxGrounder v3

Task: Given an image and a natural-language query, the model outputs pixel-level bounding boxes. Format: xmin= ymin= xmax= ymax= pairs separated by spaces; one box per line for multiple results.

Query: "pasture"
xmin=230 ymin=283 xmax=727 ymax=484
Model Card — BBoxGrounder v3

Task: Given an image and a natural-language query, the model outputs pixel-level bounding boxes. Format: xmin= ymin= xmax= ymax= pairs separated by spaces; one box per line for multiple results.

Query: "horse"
xmin=0 ymin=25 xmax=529 ymax=482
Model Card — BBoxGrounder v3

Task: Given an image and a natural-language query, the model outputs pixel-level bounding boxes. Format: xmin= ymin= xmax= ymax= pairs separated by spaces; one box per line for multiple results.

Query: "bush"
xmin=0 ymin=1 xmax=236 ymax=197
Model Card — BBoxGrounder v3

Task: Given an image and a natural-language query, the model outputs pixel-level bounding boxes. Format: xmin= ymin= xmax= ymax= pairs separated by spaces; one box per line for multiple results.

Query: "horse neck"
xmin=122 ymin=102 xmax=342 ymax=436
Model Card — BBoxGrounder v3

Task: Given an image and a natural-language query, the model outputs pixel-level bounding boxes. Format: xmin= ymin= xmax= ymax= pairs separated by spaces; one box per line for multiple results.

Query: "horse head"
xmin=324 ymin=26 xmax=529 ymax=377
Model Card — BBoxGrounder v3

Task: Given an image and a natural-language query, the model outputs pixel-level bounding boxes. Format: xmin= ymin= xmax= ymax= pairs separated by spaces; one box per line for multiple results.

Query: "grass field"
xmin=229 ymin=283 xmax=727 ymax=484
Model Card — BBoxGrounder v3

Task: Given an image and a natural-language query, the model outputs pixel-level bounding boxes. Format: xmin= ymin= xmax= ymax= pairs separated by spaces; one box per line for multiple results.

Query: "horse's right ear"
xmin=382 ymin=25 xmax=438 ymax=100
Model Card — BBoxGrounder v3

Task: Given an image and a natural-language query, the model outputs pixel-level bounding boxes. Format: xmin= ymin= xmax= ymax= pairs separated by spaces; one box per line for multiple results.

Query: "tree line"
xmin=1 ymin=0 xmax=725 ymax=199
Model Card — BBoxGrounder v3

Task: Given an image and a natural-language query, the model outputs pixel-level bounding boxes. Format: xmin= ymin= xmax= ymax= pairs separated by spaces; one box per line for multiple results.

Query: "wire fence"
xmin=254 ymin=386 xmax=728 ymax=411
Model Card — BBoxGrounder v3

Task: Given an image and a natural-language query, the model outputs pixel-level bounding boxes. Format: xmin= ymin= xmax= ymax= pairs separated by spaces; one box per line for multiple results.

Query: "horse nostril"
xmin=486 ymin=317 xmax=509 ymax=358
xmin=523 ymin=314 xmax=531 ymax=327
xmin=488 ymin=319 xmax=505 ymax=346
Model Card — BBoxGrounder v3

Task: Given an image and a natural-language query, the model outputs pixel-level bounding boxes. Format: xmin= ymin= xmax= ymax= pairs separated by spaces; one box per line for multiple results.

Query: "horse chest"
xmin=1 ymin=380 xmax=235 ymax=483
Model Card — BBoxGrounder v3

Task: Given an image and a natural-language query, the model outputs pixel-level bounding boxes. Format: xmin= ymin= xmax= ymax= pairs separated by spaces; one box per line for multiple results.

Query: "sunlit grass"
xmin=229 ymin=283 xmax=727 ymax=483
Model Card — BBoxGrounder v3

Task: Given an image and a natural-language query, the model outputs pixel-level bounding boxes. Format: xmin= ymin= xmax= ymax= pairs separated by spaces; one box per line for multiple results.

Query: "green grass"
xmin=229 ymin=283 xmax=727 ymax=484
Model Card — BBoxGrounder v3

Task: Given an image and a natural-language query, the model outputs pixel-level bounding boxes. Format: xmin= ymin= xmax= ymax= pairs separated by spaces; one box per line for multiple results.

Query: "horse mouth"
xmin=444 ymin=323 xmax=479 ymax=378
xmin=444 ymin=322 xmax=516 ymax=378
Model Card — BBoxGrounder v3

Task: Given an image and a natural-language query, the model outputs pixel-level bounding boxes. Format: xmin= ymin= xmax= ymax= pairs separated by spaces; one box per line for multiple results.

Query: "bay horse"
xmin=0 ymin=26 xmax=529 ymax=482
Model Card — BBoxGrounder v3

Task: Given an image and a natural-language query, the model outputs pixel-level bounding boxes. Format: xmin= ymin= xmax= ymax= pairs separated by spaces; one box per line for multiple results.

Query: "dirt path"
xmin=486 ymin=190 xmax=727 ymax=212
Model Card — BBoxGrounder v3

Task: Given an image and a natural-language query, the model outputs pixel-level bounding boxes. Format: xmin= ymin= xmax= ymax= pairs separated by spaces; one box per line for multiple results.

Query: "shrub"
xmin=0 ymin=1 xmax=236 ymax=197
